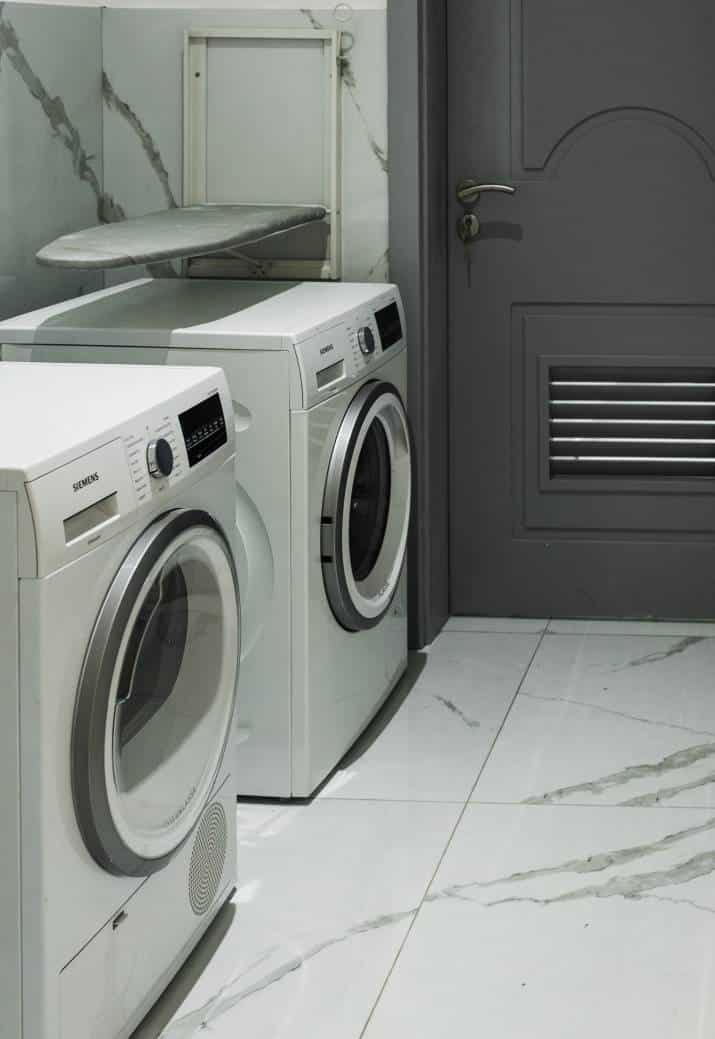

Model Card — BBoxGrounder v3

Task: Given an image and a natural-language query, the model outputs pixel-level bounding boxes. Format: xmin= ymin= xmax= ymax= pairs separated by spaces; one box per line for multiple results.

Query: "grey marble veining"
xmin=0 ymin=3 xmax=105 ymax=317
xmin=460 ymin=854 xmax=715 ymax=910
xmin=616 ymin=635 xmax=705 ymax=671
xmin=620 ymin=769 xmax=715 ymax=808
xmin=300 ymin=7 xmax=322 ymax=32
xmin=302 ymin=9 xmax=389 ymax=173
xmin=430 ymin=813 xmax=715 ymax=911
xmin=429 ymin=811 xmax=715 ymax=903
xmin=0 ymin=4 xmax=178 ymax=292
xmin=367 ymin=246 xmax=390 ymax=282
xmin=160 ymin=908 xmax=418 ymax=1036
xmin=102 ymin=71 xmax=177 ymax=211
xmin=339 ymin=37 xmax=389 ymax=172
xmin=525 ymin=742 xmax=715 ymax=806
xmin=473 ymin=633 xmax=715 ymax=808
xmin=0 ymin=6 xmax=119 ymax=224
xmin=363 ymin=805 xmax=715 ymax=1038
xmin=433 ymin=695 xmax=481 ymax=729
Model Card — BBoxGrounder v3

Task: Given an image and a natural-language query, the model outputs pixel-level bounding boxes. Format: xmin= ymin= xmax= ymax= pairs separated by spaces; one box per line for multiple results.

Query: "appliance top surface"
xmin=0 ymin=278 xmax=401 ymax=347
xmin=0 ymin=362 xmax=221 ymax=474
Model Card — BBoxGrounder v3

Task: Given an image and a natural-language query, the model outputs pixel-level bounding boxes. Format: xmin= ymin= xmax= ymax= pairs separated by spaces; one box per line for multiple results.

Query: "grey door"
xmin=449 ymin=0 xmax=715 ymax=618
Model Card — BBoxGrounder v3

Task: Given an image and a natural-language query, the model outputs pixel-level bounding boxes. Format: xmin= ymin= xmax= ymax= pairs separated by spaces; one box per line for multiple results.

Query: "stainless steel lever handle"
xmin=457 ymin=180 xmax=517 ymax=207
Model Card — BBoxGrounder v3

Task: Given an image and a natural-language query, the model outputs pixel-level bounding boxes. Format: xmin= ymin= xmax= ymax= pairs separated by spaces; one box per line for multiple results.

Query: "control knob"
xmin=357 ymin=326 xmax=376 ymax=356
xmin=147 ymin=438 xmax=174 ymax=479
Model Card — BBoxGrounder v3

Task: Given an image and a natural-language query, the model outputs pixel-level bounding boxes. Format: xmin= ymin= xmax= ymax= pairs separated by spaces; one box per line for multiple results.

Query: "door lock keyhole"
xmin=457 ymin=212 xmax=480 ymax=244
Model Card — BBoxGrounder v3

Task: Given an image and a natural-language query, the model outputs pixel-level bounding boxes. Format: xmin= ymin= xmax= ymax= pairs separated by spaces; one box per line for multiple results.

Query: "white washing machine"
xmin=0 ymin=279 xmax=412 ymax=798
xmin=0 ymin=363 xmax=239 ymax=1038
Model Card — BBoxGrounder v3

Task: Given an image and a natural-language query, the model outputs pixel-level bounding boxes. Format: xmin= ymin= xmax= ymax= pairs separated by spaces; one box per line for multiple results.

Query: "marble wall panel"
xmin=0 ymin=2 xmax=103 ymax=319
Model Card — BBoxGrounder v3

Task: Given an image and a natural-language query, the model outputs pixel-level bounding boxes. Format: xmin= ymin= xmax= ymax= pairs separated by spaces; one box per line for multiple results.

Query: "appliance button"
xmin=357 ymin=326 xmax=376 ymax=355
xmin=146 ymin=438 xmax=174 ymax=479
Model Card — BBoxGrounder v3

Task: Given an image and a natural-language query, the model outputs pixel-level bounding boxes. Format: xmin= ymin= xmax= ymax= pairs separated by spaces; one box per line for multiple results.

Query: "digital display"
xmin=375 ymin=302 xmax=403 ymax=351
xmin=179 ymin=393 xmax=227 ymax=468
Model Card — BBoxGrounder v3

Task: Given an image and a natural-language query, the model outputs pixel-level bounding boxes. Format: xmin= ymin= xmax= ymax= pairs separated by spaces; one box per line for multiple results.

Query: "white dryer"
xmin=0 ymin=363 xmax=239 ymax=1038
xmin=0 ymin=280 xmax=412 ymax=797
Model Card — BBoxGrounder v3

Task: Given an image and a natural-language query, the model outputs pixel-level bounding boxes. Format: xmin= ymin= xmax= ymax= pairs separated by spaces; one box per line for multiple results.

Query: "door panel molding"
xmin=540 ymin=108 xmax=715 ymax=182
xmin=512 ymin=0 xmax=715 ymax=175
xmin=513 ymin=304 xmax=715 ymax=538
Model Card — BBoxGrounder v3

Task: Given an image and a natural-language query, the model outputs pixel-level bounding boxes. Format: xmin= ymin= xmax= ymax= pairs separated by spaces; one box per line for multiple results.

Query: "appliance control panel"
xmin=124 ymin=391 xmax=228 ymax=504
xmin=25 ymin=378 xmax=233 ymax=577
xmin=123 ymin=413 xmax=185 ymax=506
xmin=296 ymin=291 xmax=406 ymax=408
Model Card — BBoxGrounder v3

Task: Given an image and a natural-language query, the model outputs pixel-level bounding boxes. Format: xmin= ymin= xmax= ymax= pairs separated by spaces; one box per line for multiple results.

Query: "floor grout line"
xmin=444 ymin=626 xmax=715 ymax=639
xmin=467 ymin=799 xmax=715 ymax=811
xmin=316 ymin=796 xmax=468 ymax=805
xmin=240 ymin=797 xmax=715 ymax=811
xmin=356 ymin=628 xmax=550 ymax=1038
xmin=544 ymin=630 xmax=715 ymax=639
xmin=443 ymin=629 xmax=549 ymax=635
xmin=238 ymin=797 xmax=470 ymax=808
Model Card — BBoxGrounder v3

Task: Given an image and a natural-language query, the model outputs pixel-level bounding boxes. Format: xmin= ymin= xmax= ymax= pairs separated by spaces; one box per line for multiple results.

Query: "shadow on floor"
xmin=133 ymin=655 xmax=428 ymax=1034
xmin=336 ymin=651 xmax=428 ymax=771
xmin=239 ymin=651 xmax=429 ymax=807
xmin=130 ymin=900 xmax=237 ymax=1038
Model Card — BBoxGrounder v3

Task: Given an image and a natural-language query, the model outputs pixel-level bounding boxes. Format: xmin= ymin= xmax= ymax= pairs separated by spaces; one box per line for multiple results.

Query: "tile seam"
xmin=357 ymin=628 xmax=548 ymax=1038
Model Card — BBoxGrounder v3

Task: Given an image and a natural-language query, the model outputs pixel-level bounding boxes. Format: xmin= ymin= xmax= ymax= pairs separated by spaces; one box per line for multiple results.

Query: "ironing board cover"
xmin=36 ymin=204 xmax=328 ymax=270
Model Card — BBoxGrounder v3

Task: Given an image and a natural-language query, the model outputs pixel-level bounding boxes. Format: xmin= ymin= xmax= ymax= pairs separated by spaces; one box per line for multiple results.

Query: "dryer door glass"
xmin=349 ymin=419 xmax=392 ymax=582
xmin=73 ymin=510 xmax=239 ymax=877
xmin=322 ymin=381 xmax=412 ymax=632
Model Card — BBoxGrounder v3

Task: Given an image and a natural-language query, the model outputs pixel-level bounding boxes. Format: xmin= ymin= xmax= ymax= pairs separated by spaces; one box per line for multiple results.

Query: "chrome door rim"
xmin=72 ymin=509 xmax=239 ymax=877
xmin=322 ymin=381 xmax=412 ymax=632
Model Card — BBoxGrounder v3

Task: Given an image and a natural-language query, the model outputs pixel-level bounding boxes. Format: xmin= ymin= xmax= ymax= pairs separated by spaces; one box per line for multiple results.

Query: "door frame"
xmin=388 ymin=0 xmax=450 ymax=648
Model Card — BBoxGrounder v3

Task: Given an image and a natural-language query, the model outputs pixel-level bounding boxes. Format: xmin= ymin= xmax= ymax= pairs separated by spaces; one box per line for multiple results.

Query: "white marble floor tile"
xmin=549 ymin=618 xmax=715 ymax=637
xmin=363 ymin=805 xmax=715 ymax=1039
xmin=319 ymin=633 xmax=541 ymax=803
xmin=473 ymin=633 xmax=715 ymax=807
xmin=444 ymin=616 xmax=549 ymax=634
xmin=133 ymin=799 xmax=460 ymax=1039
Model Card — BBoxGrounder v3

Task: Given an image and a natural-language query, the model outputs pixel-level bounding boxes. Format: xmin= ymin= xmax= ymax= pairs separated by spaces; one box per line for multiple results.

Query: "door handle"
xmin=457 ymin=180 xmax=517 ymax=208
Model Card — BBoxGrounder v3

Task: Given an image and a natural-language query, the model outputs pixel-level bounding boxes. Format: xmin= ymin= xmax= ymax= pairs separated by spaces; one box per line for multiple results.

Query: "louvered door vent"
xmin=550 ymin=366 xmax=715 ymax=477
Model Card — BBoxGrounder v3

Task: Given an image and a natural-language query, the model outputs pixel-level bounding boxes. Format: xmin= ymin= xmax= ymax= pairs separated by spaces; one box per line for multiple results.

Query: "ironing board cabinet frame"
xmin=183 ymin=27 xmax=342 ymax=281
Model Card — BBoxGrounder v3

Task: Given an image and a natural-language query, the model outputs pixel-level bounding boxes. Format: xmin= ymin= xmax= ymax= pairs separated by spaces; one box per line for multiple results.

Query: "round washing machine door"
xmin=322 ymin=380 xmax=412 ymax=632
xmin=72 ymin=509 xmax=240 ymax=877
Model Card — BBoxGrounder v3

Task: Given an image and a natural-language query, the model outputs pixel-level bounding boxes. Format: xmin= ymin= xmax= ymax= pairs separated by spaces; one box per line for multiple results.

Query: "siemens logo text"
xmin=73 ymin=473 xmax=100 ymax=493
